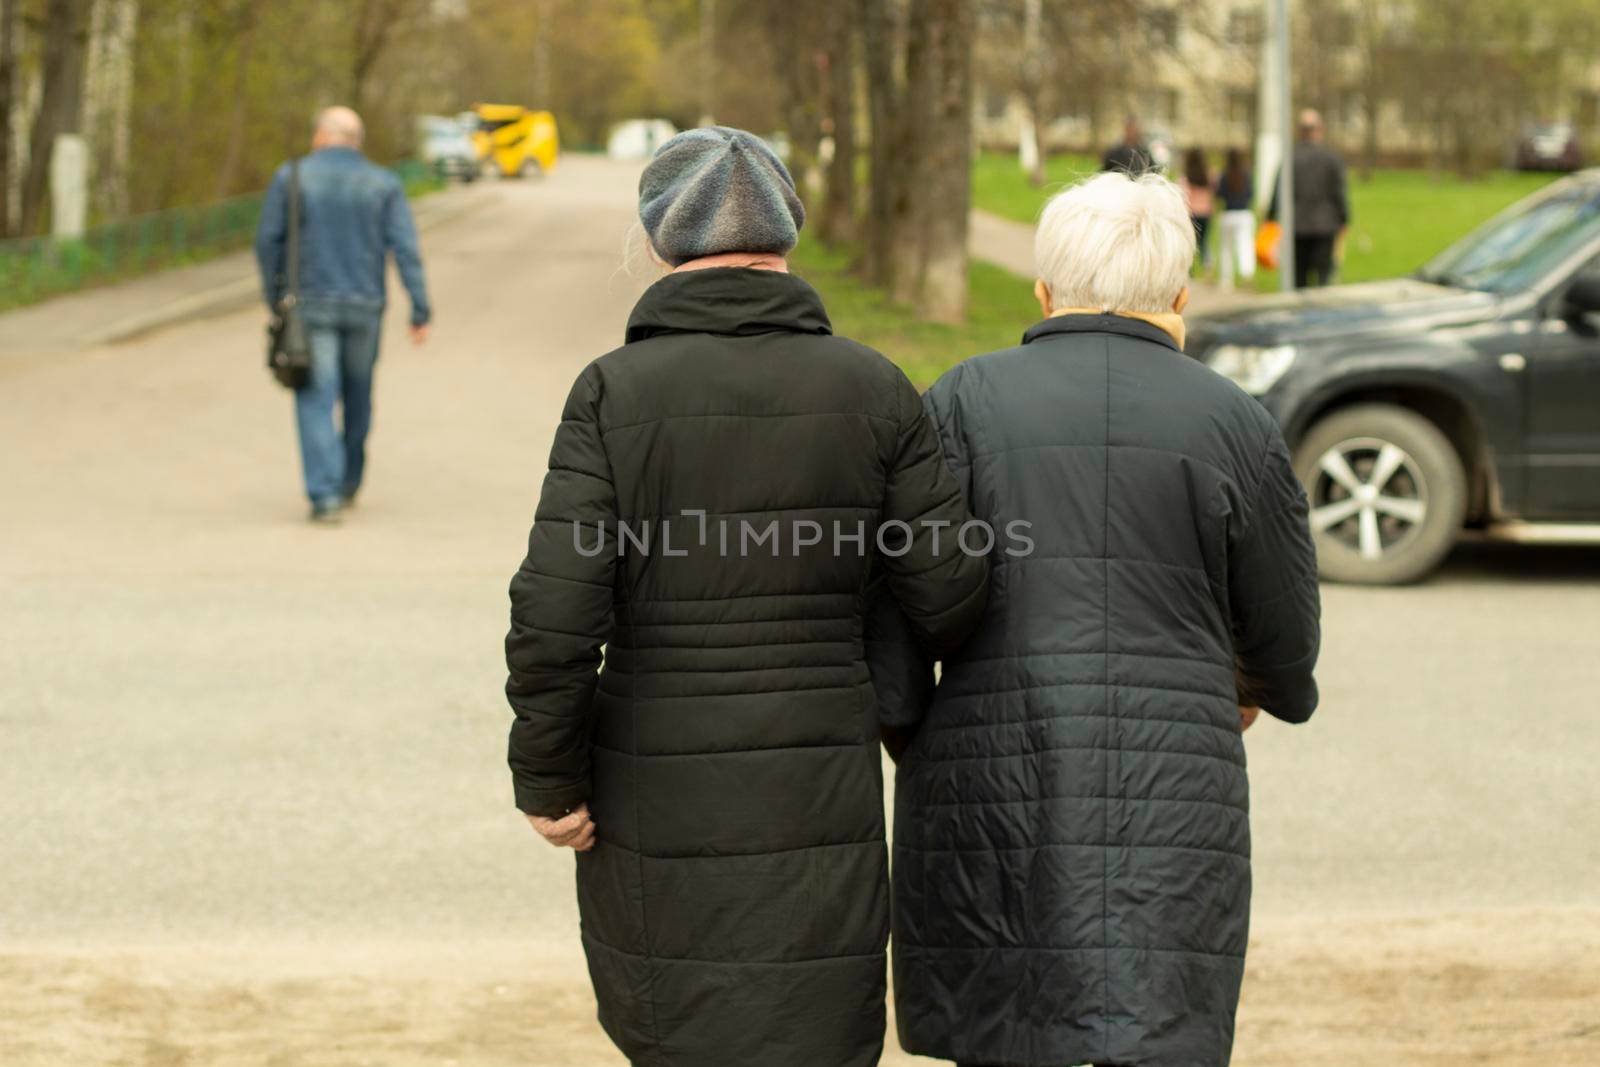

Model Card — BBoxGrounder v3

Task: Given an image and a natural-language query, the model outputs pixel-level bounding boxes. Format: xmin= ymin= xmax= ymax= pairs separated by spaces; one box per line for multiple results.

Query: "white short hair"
xmin=1033 ymin=172 xmax=1196 ymax=314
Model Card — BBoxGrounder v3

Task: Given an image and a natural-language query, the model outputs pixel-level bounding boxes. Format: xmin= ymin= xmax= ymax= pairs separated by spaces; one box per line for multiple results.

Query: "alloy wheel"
xmin=1309 ymin=437 xmax=1429 ymax=561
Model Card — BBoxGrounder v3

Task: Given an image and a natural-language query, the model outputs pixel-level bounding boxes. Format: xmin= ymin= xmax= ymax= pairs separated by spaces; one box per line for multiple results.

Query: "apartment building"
xmin=975 ymin=0 xmax=1585 ymax=165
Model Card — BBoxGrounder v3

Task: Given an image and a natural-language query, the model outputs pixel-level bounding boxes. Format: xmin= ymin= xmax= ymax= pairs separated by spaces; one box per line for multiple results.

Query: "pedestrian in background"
xmin=254 ymin=106 xmax=431 ymax=524
xmin=1216 ymin=146 xmax=1257 ymax=289
xmin=1101 ymin=115 xmax=1155 ymax=176
xmin=1180 ymin=146 xmax=1215 ymax=273
xmin=505 ymin=126 xmax=989 ymax=1067
xmin=868 ymin=171 xmax=1322 ymax=1067
xmin=1269 ymin=108 xmax=1350 ymax=288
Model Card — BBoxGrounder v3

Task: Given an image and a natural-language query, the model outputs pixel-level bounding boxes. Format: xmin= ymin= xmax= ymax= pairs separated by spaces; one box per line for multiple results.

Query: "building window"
xmin=1578 ymin=91 xmax=1600 ymax=131
xmin=1147 ymin=8 xmax=1180 ymax=50
xmin=1228 ymin=89 xmax=1257 ymax=127
xmin=1340 ymin=90 xmax=1362 ymax=127
xmin=1142 ymin=88 xmax=1181 ymax=125
xmin=1227 ymin=7 xmax=1263 ymax=47
xmin=1401 ymin=94 xmax=1429 ymax=128
xmin=1327 ymin=11 xmax=1358 ymax=48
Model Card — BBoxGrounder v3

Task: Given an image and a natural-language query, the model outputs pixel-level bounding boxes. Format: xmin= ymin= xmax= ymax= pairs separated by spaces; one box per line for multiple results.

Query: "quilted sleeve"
xmin=1228 ymin=428 xmax=1322 ymax=724
xmin=505 ymin=365 xmax=619 ymax=816
xmin=864 ymin=570 xmax=936 ymax=761
xmin=878 ymin=367 xmax=990 ymax=652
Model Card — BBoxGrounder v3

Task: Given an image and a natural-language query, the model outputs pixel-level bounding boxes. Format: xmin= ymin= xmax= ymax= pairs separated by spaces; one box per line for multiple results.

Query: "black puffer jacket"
xmin=505 ymin=268 xmax=989 ymax=1067
xmin=869 ymin=314 xmax=1321 ymax=1067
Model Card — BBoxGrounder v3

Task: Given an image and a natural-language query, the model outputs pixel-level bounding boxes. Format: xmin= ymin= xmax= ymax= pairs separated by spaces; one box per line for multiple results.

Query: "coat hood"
xmin=625 ymin=267 xmax=833 ymax=343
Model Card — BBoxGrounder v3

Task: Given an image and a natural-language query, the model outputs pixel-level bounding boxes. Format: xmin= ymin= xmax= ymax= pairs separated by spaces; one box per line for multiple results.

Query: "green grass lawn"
xmin=788 ymin=237 xmax=1038 ymax=388
xmin=972 ymin=150 xmax=1560 ymax=286
xmin=794 ymin=156 xmax=1563 ymax=386
xmin=972 ymin=150 xmax=1103 ymax=223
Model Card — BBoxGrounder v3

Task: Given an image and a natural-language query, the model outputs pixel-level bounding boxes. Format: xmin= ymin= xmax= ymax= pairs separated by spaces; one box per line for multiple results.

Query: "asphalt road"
xmin=2 ymin=156 xmax=1598 ymax=1062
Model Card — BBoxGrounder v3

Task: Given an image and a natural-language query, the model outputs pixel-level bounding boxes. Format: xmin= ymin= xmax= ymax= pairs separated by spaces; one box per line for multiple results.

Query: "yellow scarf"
xmin=1050 ymin=306 xmax=1185 ymax=350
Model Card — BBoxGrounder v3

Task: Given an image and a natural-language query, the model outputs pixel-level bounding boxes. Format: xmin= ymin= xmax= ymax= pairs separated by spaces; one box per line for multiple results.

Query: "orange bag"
xmin=1256 ymin=220 xmax=1282 ymax=270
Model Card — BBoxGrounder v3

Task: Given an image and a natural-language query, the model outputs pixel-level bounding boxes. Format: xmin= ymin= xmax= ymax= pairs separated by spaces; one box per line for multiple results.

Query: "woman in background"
xmin=1180 ymin=146 xmax=1215 ymax=273
xmin=1216 ymin=146 xmax=1257 ymax=289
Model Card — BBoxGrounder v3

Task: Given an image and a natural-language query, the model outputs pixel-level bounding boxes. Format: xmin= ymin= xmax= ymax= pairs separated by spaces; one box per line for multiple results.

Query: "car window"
xmin=1421 ymin=182 xmax=1600 ymax=294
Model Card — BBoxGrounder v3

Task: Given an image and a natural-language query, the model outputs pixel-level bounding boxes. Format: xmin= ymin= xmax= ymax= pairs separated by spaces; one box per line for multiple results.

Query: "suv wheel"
xmin=1291 ymin=404 xmax=1467 ymax=585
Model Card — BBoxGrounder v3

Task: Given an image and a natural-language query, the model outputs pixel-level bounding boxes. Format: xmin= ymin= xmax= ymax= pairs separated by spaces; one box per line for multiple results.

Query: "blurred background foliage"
xmin=5 ymin=0 xmax=1600 ymax=325
xmin=3 ymin=0 xmax=1594 ymax=231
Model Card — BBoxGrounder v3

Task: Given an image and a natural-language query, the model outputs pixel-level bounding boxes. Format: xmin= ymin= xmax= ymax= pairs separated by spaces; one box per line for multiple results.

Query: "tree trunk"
xmin=887 ymin=1 xmax=931 ymax=306
xmin=782 ymin=63 xmax=822 ymax=204
xmin=698 ymin=0 xmax=717 ymax=125
xmin=862 ymin=0 xmax=895 ymax=286
xmin=214 ymin=4 xmax=260 ymax=198
xmin=154 ymin=1 xmax=195 ymax=212
xmin=20 ymin=0 xmax=91 ymax=236
xmin=1358 ymin=0 xmax=1379 ymax=180
xmin=351 ymin=0 xmax=403 ymax=113
xmin=1022 ymin=86 xmax=1047 ymax=186
xmin=916 ymin=0 xmax=973 ymax=323
xmin=1021 ymin=0 xmax=1046 ymax=186
xmin=819 ymin=1 xmax=856 ymax=246
xmin=1361 ymin=89 xmax=1378 ymax=180
xmin=0 ymin=0 xmax=17 ymax=236
xmin=532 ymin=0 xmax=552 ymax=104
xmin=84 ymin=0 xmax=139 ymax=219
xmin=754 ymin=3 xmax=823 ymax=214
xmin=887 ymin=0 xmax=971 ymax=319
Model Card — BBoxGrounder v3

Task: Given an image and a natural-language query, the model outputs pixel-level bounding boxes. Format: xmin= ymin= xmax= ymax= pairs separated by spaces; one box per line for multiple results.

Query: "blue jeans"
xmin=295 ymin=300 xmax=382 ymax=507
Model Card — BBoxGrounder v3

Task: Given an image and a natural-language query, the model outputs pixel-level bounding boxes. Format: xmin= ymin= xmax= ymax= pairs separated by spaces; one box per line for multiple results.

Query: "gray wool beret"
xmin=639 ymin=126 xmax=806 ymax=266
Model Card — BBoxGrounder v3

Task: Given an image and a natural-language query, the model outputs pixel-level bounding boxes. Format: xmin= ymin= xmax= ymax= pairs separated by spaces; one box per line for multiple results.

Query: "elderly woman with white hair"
xmin=868 ymin=172 xmax=1323 ymax=1067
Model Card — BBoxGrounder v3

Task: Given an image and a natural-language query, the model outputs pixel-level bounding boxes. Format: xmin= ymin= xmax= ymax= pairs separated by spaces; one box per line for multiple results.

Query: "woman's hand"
xmin=1239 ymin=705 xmax=1262 ymax=732
xmin=526 ymin=803 xmax=597 ymax=851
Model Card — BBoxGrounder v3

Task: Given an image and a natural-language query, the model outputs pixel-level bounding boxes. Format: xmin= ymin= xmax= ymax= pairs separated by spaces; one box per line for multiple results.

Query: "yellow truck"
xmin=471 ymin=104 xmax=560 ymax=179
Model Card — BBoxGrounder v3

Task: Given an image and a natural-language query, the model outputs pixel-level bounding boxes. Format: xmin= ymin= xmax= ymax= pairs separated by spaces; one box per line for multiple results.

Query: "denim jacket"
xmin=254 ymin=147 xmax=431 ymax=326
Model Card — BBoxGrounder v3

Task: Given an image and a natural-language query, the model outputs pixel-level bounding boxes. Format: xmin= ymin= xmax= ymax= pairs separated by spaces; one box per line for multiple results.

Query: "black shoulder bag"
xmin=267 ymin=158 xmax=311 ymax=390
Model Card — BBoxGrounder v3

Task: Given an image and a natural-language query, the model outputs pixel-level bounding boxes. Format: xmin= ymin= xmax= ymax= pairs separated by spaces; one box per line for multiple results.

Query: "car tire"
xmin=519 ymin=159 xmax=543 ymax=180
xmin=1291 ymin=403 xmax=1467 ymax=585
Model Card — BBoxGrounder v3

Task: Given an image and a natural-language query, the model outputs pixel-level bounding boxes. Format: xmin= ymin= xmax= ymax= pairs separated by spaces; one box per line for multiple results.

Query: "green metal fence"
xmin=0 ymin=160 xmax=443 ymax=314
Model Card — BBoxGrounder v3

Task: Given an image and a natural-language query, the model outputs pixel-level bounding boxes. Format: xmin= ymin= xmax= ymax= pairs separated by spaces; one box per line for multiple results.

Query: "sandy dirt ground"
xmin=6 ymin=910 xmax=1598 ymax=1066
xmin=3 ymin=156 xmax=1598 ymax=1066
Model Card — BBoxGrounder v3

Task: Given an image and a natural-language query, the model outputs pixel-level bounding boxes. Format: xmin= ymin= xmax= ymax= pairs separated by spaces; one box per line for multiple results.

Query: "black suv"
xmin=1188 ymin=172 xmax=1600 ymax=584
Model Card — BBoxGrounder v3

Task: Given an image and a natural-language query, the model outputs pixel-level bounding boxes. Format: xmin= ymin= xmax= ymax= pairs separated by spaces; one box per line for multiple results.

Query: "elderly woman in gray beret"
xmin=501 ymin=126 xmax=989 ymax=1067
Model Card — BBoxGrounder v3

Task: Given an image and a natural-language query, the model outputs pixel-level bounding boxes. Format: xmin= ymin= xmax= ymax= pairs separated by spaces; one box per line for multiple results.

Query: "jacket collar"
xmin=625 ymin=268 xmax=833 ymax=343
xmin=1021 ymin=312 xmax=1183 ymax=353
xmin=312 ymin=145 xmax=364 ymax=162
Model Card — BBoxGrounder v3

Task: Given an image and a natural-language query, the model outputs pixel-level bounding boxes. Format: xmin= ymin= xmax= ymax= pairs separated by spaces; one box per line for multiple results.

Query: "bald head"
xmin=313 ymin=106 xmax=365 ymax=150
xmin=1299 ymin=109 xmax=1324 ymax=142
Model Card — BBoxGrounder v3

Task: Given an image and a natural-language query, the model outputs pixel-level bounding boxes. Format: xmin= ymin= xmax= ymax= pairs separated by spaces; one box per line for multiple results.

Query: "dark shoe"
xmin=339 ymin=491 xmax=358 ymax=508
xmin=310 ymin=501 xmax=344 ymax=525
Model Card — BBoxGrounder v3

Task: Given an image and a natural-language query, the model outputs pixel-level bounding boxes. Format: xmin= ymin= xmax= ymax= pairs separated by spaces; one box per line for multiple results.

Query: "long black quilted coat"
xmin=868 ymin=313 xmax=1322 ymax=1067
xmin=505 ymin=268 xmax=990 ymax=1067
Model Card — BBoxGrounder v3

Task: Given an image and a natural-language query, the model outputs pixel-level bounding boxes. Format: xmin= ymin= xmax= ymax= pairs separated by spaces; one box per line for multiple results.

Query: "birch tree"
xmin=20 ymin=0 xmax=92 ymax=235
xmin=0 ymin=0 xmax=18 ymax=235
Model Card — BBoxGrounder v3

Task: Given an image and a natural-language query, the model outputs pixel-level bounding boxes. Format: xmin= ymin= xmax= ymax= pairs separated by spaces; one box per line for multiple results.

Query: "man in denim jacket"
xmin=255 ymin=106 xmax=432 ymax=523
